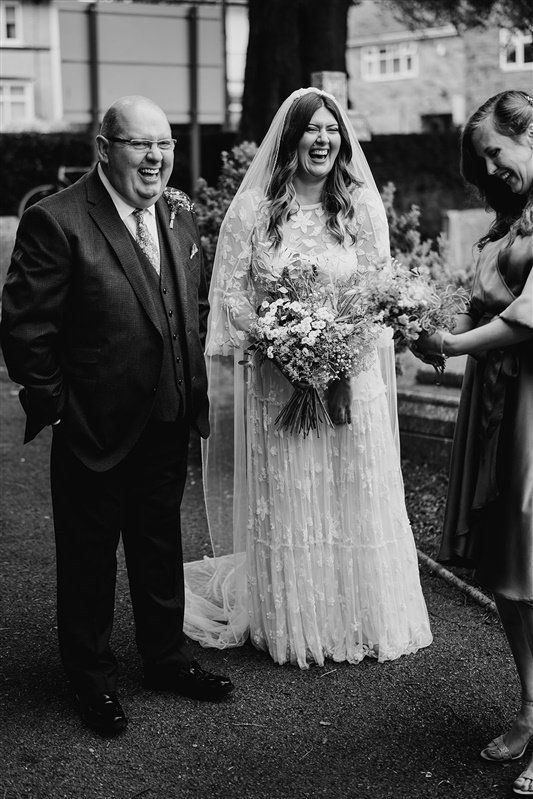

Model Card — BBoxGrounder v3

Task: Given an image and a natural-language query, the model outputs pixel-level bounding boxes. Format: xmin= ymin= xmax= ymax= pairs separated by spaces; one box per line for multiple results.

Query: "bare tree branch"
xmin=382 ymin=0 xmax=533 ymax=31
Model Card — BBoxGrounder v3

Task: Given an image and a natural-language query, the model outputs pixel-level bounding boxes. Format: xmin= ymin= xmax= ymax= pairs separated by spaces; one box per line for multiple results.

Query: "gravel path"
xmin=0 ymin=356 xmax=521 ymax=799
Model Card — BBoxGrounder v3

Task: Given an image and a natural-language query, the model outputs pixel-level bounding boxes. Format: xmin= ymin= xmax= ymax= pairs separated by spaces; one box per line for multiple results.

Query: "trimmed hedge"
xmin=0 ymin=127 xmax=478 ymax=235
xmin=0 ymin=126 xmax=236 ymax=216
xmin=0 ymin=132 xmax=93 ymax=215
xmin=361 ymin=131 xmax=479 ymax=238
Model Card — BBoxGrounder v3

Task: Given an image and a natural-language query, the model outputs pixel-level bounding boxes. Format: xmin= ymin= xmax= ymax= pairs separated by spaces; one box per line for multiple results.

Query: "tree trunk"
xmin=240 ymin=0 xmax=352 ymax=143
xmin=300 ymin=0 xmax=351 ymax=78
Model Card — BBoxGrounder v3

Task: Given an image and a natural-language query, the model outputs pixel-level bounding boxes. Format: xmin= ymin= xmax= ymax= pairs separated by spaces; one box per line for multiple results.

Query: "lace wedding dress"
xmin=184 ymin=187 xmax=433 ymax=668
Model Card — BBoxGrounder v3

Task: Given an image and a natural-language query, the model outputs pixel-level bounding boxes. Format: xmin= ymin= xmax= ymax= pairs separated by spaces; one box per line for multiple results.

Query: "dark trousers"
xmin=50 ymin=421 xmax=192 ymax=697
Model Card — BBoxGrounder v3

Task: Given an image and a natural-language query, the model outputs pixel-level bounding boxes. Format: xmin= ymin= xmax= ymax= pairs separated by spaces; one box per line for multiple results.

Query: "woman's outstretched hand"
xmin=327 ymin=377 xmax=352 ymax=425
xmin=415 ymin=331 xmax=445 ymax=356
xmin=410 ymin=331 xmax=448 ymax=372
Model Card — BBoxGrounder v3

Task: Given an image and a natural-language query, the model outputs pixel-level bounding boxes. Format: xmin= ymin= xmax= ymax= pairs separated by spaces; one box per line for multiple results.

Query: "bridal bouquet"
xmin=359 ymin=259 xmax=468 ymax=371
xmin=247 ymin=258 xmax=381 ymax=437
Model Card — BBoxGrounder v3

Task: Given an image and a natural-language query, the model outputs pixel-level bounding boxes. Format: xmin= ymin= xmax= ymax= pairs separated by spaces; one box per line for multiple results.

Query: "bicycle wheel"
xmin=18 ymin=184 xmax=59 ymax=217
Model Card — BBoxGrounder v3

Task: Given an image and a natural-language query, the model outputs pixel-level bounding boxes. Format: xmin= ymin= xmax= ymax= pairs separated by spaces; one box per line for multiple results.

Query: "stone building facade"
xmin=0 ymin=0 xmax=246 ymax=131
xmin=0 ymin=0 xmax=62 ymax=129
xmin=347 ymin=0 xmax=532 ymax=135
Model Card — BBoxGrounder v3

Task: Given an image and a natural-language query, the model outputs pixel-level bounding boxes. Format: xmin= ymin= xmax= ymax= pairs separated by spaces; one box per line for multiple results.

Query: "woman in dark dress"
xmin=418 ymin=90 xmax=533 ymax=796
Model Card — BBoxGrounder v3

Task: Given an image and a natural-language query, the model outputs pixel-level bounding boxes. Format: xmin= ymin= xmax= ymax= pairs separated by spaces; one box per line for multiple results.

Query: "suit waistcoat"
xmin=133 ymin=226 xmax=187 ymax=422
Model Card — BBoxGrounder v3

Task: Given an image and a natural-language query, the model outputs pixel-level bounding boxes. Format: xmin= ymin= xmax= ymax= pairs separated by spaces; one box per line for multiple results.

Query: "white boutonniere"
xmin=164 ymin=188 xmax=195 ymax=229
xmin=190 ymin=243 xmax=199 ymax=259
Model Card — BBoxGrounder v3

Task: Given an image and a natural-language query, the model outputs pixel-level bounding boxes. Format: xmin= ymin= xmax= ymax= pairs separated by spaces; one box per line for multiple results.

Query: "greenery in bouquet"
xmin=247 ymin=260 xmax=381 ymax=437
xmin=360 ymin=258 xmax=469 ymax=373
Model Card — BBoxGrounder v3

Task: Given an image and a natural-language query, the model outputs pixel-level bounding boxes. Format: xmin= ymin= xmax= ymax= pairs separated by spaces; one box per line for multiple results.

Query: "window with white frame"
xmin=0 ymin=1 xmax=22 ymax=44
xmin=500 ymin=29 xmax=533 ymax=71
xmin=361 ymin=41 xmax=418 ymax=81
xmin=0 ymin=83 xmax=33 ymax=128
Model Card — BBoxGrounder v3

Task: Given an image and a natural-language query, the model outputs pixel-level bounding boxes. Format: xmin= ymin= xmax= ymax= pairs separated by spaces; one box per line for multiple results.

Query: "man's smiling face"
xmin=97 ymin=99 xmax=174 ymax=208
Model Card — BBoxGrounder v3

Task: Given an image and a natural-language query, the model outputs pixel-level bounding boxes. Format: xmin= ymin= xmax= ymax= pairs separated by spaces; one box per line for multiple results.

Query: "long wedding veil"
xmin=183 ymin=87 xmax=399 ymax=649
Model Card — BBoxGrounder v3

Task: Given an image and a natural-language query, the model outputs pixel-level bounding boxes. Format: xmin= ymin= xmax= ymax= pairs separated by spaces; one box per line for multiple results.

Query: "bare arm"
xmin=419 ymin=238 xmax=533 ymax=357
xmin=443 ymin=316 xmax=533 ymax=356
xmin=449 ymin=312 xmax=477 ymax=336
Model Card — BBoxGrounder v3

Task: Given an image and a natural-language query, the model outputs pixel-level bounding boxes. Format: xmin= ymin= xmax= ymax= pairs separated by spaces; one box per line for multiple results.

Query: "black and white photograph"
xmin=1 ymin=1 xmax=532 ymax=797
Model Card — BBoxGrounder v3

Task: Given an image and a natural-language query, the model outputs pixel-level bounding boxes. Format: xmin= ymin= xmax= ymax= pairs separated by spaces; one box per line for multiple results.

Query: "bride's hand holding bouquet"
xmin=326 ymin=376 xmax=352 ymax=426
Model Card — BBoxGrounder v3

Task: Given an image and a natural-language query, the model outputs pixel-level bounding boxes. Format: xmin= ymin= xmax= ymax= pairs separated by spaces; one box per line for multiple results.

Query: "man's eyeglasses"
xmin=105 ymin=137 xmax=177 ymax=152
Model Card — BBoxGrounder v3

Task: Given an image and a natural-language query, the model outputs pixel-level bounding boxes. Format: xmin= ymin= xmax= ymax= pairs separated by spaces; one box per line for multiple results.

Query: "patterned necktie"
xmin=133 ymin=208 xmax=160 ymax=275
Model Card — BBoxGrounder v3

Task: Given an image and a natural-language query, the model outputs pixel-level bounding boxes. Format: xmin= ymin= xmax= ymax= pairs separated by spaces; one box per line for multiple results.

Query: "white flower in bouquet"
xmin=360 ymin=258 xmax=468 ymax=358
xmin=247 ymin=260 xmax=381 ymax=436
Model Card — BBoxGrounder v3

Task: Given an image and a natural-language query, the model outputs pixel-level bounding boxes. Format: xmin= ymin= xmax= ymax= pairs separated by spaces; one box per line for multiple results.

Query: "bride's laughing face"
xmin=296 ymin=107 xmax=341 ymax=182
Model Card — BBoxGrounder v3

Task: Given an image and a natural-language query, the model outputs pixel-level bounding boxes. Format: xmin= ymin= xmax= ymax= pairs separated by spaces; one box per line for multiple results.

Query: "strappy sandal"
xmin=513 ymin=770 xmax=533 ymax=796
xmin=482 ymin=699 xmax=533 ymax=763
xmin=481 ymin=735 xmax=530 ymax=762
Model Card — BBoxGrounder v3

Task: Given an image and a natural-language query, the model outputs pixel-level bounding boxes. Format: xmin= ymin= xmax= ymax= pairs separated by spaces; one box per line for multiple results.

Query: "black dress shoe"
xmin=143 ymin=660 xmax=234 ymax=701
xmin=75 ymin=692 xmax=128 ymax=736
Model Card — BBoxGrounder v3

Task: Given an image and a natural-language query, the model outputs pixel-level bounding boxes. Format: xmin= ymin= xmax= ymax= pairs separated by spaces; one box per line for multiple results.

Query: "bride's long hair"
xmin=461 ymin=90 xmax=533 ymax=248
xmin=265 ymin=92 xmax=363 ymax=247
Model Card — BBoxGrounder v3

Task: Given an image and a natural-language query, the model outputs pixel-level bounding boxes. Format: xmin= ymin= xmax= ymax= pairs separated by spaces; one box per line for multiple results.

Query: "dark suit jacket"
xmin=1 ymin=167 xmax=210 ymax=471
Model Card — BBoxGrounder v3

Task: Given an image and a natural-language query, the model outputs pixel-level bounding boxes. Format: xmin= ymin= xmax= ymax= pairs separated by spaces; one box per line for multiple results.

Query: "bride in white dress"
xmin=184 ymin=88 xmax=432 ymax=668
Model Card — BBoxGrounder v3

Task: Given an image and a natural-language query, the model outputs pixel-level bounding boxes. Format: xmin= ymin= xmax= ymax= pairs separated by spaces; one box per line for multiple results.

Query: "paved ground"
xmin=0 ymin=353 xmax=523 ymax=799
xmin=0 ymin=216 xmax=521 ymax=798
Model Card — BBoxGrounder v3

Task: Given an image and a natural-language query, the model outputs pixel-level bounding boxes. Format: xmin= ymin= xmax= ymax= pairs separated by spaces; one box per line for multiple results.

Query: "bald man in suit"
xmin=1 ymin=95 xmax=234 ymax=736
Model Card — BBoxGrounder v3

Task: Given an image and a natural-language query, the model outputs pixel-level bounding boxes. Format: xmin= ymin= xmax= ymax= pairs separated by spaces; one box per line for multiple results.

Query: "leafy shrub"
xmin=194 ymin=141 xmax=257 ymax=275
xmin=380 ymin=182 xmax=470 ymax=287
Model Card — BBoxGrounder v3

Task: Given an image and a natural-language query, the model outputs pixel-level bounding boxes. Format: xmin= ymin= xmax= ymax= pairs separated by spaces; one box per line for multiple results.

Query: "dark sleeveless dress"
xmin=438 ymin=231 xmax=533 ymax=602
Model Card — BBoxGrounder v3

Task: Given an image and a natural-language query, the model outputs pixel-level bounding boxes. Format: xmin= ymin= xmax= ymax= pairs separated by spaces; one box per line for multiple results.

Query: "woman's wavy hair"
xmin=461 ymin=90 xmax=533 ymax=248
xmin=265 ymin=92 xmax=363 ymax=246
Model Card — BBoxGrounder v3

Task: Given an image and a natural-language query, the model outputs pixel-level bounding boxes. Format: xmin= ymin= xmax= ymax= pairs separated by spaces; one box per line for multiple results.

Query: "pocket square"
xmin=189 ymin=243 xmax=199 ymax=259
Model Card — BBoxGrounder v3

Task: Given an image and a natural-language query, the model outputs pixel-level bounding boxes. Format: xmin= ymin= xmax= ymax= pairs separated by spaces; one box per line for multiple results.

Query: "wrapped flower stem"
xmin=275 ymin=386 xmax=333 ymax=437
